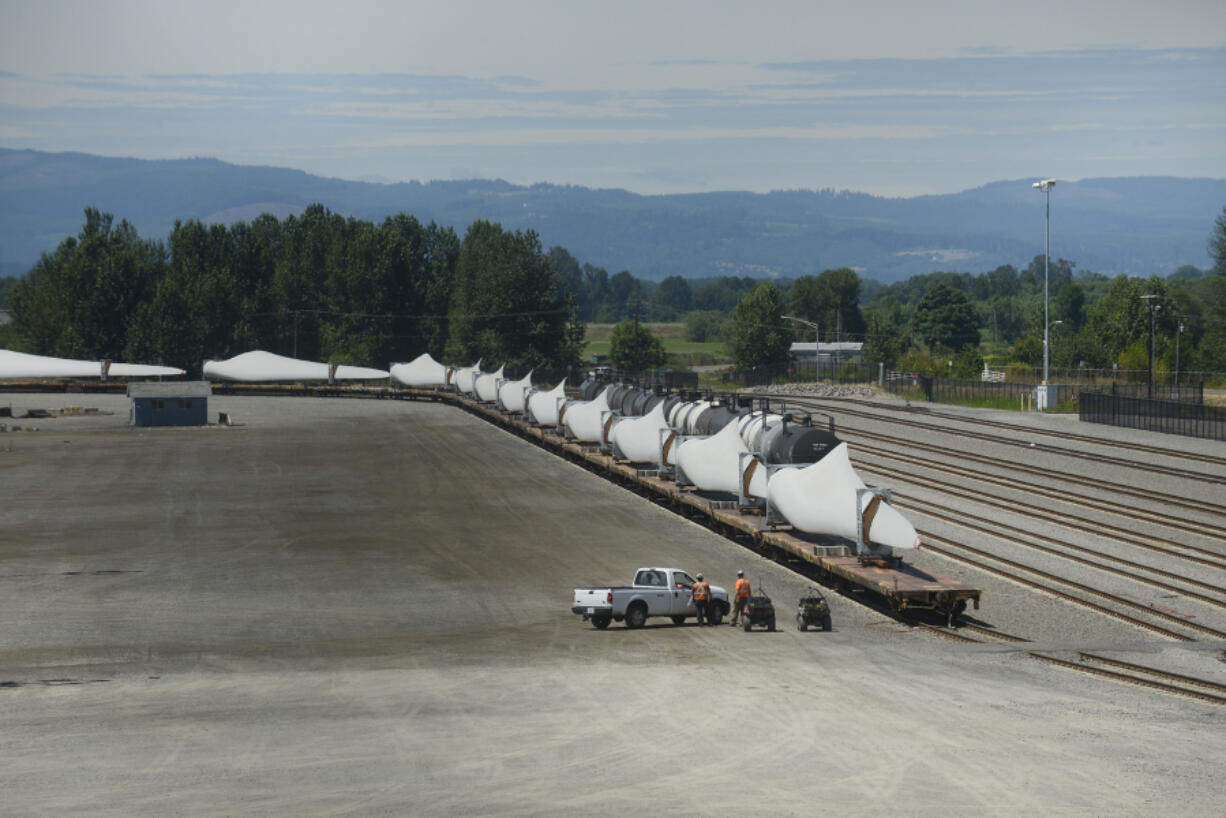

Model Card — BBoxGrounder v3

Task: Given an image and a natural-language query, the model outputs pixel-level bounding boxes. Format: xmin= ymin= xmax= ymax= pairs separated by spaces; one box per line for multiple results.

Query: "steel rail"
xmin=918 ymin=535 xmax=1226 ymax=641
xmin=838 ymin=423 xmax=1226 ymax=526
xmin=763 ymin=394 xmax=1226 ymax=484
xmin=802 ymin=394 xmax=1226 ymax=472
xmin=861 ymin=458 xmax=1226 ymax=571
xmin=1029 ymin=652 xmax=1226 ymax=707
xmin=899 ymin=495 xmax=1226 ymax=610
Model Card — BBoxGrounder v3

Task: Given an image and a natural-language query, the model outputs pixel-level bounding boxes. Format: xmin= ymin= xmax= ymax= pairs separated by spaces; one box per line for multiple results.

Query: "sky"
xmin=2 ymin=0 xmax=1225 ymax=196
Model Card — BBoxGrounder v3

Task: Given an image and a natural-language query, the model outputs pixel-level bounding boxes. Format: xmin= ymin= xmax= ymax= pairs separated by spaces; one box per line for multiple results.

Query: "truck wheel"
xmin=625 ymin=603 xmax=647 ymax=629
xmin=592 ymin=614 xmax=612 ymax=630
xmin=767 ymin=615 xmax=776 ymax=632
xmin=797 ymin=614 xmax=807 ymax=632
xmin=708 ymin=605 xmax=724 ymax=626
xmin=822 ymin=614 xmax=832 ymax=632
xmin=671 ymin=615 xmax=687 ymax=626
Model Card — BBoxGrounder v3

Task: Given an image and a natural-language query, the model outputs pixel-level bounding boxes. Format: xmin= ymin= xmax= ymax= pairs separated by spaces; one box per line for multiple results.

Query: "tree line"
xmin=2 ymin=206 xmax=583 ymax=375
xmin=3 ymin=204 xmax=1224 ymax=382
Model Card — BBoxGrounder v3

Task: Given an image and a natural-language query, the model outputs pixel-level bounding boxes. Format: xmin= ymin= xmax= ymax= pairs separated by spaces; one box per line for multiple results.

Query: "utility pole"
xmin=1032 ymin=179 xmax=1056 ymax=408
xmin=1140 ymin=294 xmax=1160 ymax=399
xmin=1174 ymin=314 xmax=1190 ymax=398
xmin=782 ymin=315 xmax=819 ymax=380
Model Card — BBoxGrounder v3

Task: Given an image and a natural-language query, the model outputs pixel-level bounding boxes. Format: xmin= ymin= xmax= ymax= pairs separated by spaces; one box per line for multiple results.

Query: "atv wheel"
xmin=743 ymin=618 xmax=752 ymax=632
xmin=797 ymin=614 xmax=807 ymax=632
xmin=822 ymin=613 xmax=832 ymax=632
xmin=767 ymin=615 xmax=776 ymax=632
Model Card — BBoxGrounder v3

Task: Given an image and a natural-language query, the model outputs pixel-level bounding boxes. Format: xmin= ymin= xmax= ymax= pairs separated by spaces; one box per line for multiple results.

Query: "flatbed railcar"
xmin=403 ymin=386 xmax=981 ymax=622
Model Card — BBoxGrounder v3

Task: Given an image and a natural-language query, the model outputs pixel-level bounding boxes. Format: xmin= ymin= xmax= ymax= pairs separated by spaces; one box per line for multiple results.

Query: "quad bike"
xmin=741 ymin=586 xmax=776 ymax=632
xmin=796 ymin=587 xmax=833 ymax=632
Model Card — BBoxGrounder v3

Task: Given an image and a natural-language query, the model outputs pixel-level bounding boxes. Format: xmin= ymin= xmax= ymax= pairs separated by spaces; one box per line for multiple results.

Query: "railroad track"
xmin=765 ymin=394 xmax=1226 ymax=485
xmin=1029 ymin=652 xmax=1226 ymax=707
xmin=853 ymin=438 xmax=1226 ymax=544
xmin=856 ymin=456 xmax=1226 ymax=571
xmin=807 ymin=395 xmax=1226 ymax=472
xmin=835 ymin=423 xmax=1226 ymax=525
xmin=919 ymin=534 xmax=1226 ymax=641
xmin=924 ymin=622 xmax=1226 ymax=706
xmin=898 ymin=495 xmax=1226 ymax=612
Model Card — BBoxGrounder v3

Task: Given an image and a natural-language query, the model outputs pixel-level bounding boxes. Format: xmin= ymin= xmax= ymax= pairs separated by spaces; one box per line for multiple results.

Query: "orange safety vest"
xmin=692 ymin=580 xmax=710 ymax=601
xmin=734 ymin=577 xmax=750 ymax=600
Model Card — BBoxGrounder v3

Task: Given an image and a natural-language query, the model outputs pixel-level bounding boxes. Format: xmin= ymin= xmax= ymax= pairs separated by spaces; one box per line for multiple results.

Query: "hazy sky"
xmin=2 ymin=0 xmax=1225 ymax=195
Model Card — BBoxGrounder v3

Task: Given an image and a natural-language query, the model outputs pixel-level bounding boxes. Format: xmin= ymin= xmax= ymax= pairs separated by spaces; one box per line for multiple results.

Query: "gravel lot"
xmin=1 ymin=391 xmax=1224 ymax=816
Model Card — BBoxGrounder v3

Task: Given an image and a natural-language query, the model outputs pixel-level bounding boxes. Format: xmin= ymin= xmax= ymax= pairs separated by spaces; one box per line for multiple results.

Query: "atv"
xmin=797 ymin=587 xmax=833 ymax=632
xmin=741 ymin=586 xmax=776 ymax=632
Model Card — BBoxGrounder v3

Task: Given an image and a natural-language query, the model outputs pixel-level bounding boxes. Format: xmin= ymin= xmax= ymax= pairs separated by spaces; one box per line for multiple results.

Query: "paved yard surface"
xmin=1 ymin=394 xmax=1223 ymax=816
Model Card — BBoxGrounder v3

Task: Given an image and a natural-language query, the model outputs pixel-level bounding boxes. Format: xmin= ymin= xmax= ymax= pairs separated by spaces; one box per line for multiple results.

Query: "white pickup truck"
xmin=572 ymin=567 xmax=731 ymax=629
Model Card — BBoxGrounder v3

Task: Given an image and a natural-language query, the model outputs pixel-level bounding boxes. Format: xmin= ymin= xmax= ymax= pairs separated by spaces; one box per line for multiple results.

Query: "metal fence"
xmin=1079 ymin=392 xmax=1226 ymax=441
xmin=881 ymin=375 xmax=1040 ymax=406
xmin=722 ymin=360 xmax=876 ymax=388
xmin=1077 ymin=381 xmax=1204 ymax=404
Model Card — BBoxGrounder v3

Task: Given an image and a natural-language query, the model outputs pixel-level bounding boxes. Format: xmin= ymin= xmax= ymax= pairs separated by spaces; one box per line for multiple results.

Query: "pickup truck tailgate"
xmin=573 ymin=588 xmax=611 ymax=612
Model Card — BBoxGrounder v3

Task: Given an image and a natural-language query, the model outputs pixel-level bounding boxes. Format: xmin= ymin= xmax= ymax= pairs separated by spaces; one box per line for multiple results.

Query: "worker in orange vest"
xmin=729 ymin=570 xmax=751 ymax=626
xmin=692 ymin=573 xmax=712 ymax=625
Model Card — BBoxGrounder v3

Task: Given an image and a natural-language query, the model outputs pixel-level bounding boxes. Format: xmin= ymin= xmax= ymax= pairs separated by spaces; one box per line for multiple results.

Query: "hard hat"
xmin=736 ymin=570 xmax=743 ymax=576
xmin=696 ymin=573 xmax=704 ymax=580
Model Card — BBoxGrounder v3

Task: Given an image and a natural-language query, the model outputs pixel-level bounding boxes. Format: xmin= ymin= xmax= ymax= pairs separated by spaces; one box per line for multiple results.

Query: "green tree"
xmin=1053 ymin=281 xmax=1087 ymax=332
xmin=912 ymin=281 xmax=980 ymax=351
xmin=10 ymin=208 xmax=161 ymax=361
xmin=1197 ymin=206 xmax=1226 ymax=370
xmin=445 ymin=220 xmax=584 ymax=370
xmin=1211 ymin=206 xmax=1226 ymax=276
xmin=951 ymin=344 xmax=984 ymax=379
xmin=683 ymin=310 xmax=725 ymax=343
xmin=727 ymin=283 xmax=792 ymax=370
xmin=787 ymin=267 xmax=866 ymax=341
xmin=650 ymin=275 xmax=692 ymax=321
xmin=863 ymin=311 xmax=906 ymax=368
xmin=1009 ymin=335 xmax=1043 ymax=366
xmin=609 ymin=320 xmax=667 ymax=372
xmin=606 ymin=270 xmax=645 ymax=320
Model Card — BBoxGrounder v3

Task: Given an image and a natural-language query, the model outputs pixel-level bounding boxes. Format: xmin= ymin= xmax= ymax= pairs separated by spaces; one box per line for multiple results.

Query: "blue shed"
xmin=128 ymin=381 xmax=210 ymax=427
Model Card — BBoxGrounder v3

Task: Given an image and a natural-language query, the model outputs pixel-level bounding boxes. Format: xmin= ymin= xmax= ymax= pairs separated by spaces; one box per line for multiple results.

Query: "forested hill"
xmin=2 ymin=147 xmax=1222 ymax=280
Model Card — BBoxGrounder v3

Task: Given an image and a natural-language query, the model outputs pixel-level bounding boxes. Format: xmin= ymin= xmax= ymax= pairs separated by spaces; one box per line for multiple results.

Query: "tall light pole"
xmin=1140 ymin=294 xmax=1160 ymax=399
xmin=782 ymin=315 xmax=819 ymax=380
xmin=1032 ymin=179 xmax=1056 ymax=407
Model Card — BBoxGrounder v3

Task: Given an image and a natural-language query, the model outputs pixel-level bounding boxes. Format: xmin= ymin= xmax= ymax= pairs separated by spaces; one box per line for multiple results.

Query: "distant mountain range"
xmin=1 ymin=148 xmax=1222 ymax=281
